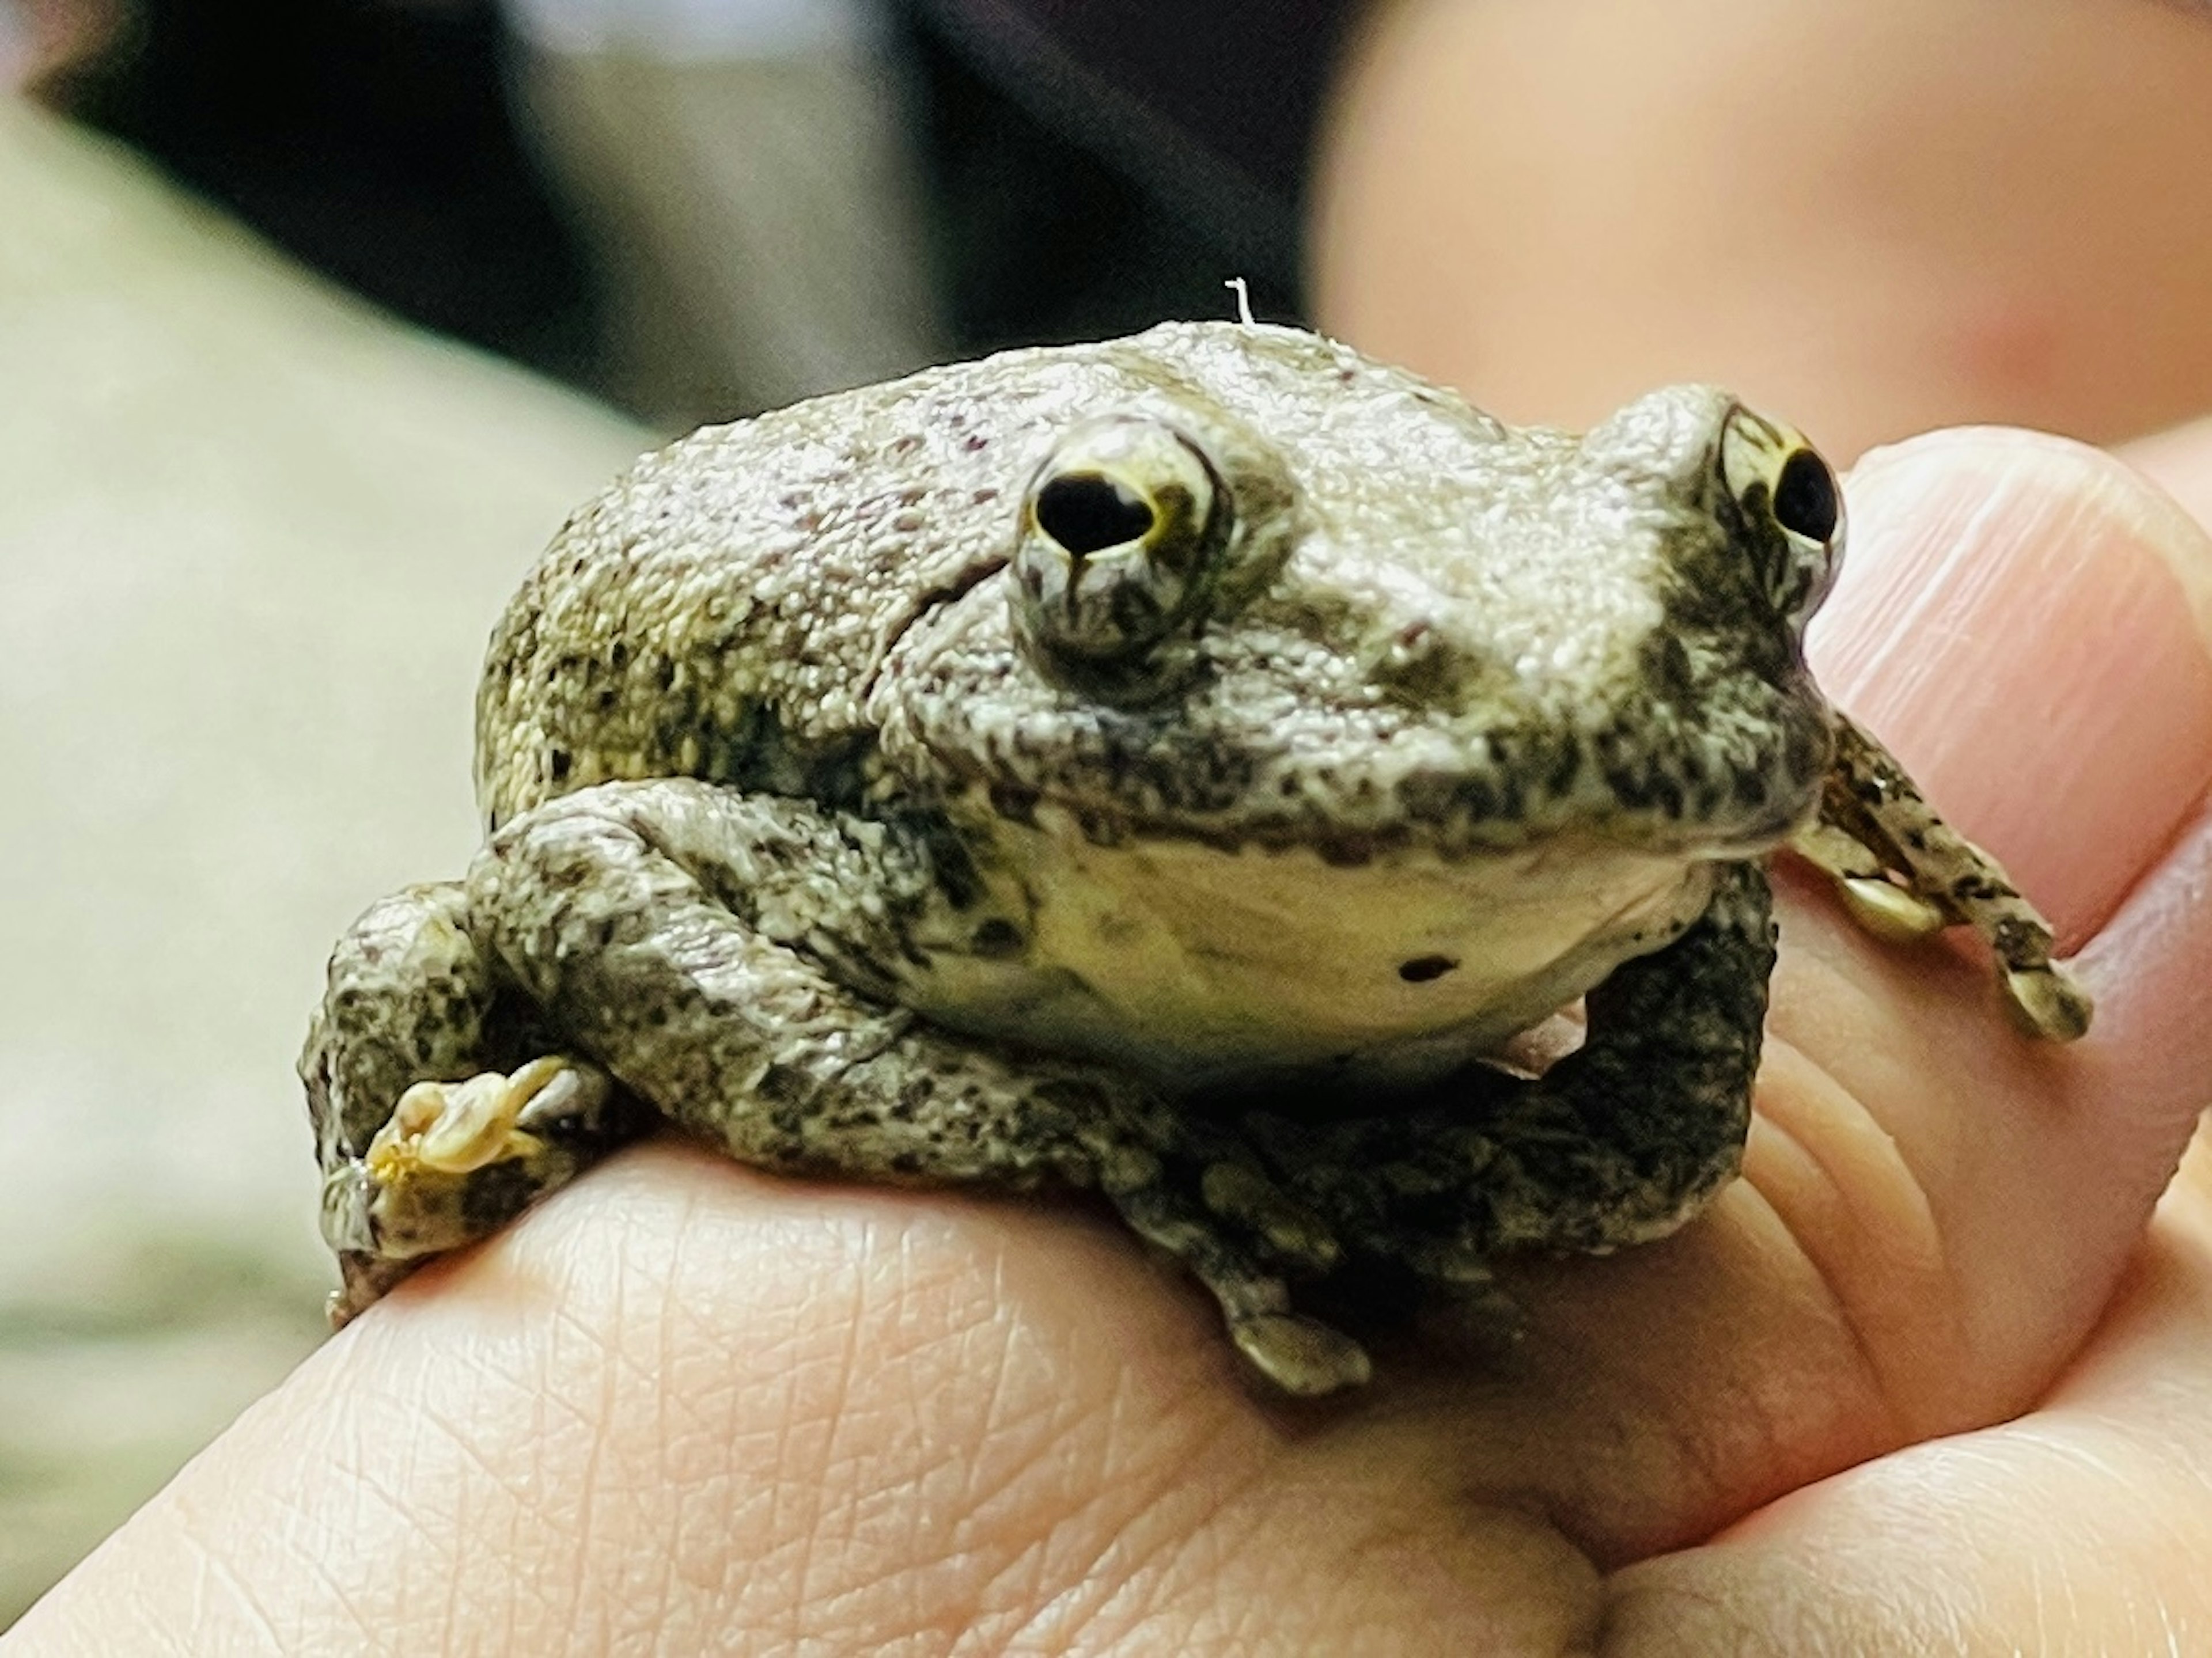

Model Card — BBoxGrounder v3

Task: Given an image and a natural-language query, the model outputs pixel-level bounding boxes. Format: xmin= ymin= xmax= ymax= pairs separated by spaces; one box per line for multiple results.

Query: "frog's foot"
xmin=321 ymin=1057 xmax=631 ymax=1326
xmin=1121 ymin=1181 xmax=1371 ymax=1396
xmin=1087 ymin=1140 xmax=1367 ymax=1396
xmin=1802 ymin=711 xmax=2093 ymax=1041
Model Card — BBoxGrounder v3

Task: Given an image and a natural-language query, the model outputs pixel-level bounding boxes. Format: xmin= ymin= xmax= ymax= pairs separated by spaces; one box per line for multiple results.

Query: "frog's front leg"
xmin=1792 ymin=710 xmax=2092 ymax=1041
xmin=303 ymin=883 xmax=646 ymax=1322
xmin=469 ymin=778 xmax=1366 ymax=1395
xmin=1248 ymin=862 xmax=1777 ymax=1272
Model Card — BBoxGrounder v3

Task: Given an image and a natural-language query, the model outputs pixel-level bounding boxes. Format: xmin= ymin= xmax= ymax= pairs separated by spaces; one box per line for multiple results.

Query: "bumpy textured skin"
xmin=302 ymin=321 xmax=2082 ymax=1394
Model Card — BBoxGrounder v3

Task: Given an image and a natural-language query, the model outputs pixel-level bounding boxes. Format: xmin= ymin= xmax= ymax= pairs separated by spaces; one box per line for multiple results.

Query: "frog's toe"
xmin=1231 ymin=1312 xmax=1373 ymax=1397
xmin=372 ymin=1056 xmax=611 ymax=1178
xmin=319 ymin=1057 xmax=635 ymax=1322
xmin=1838 ymin=875 xmax=1948 ymax=942
xmin=2002 ymin=962 xmax=2094 ymax=1044
xmin=1399 ymin=1231 xmax=1500 ymax=1291
xmin=1105 ymin=1178 xmax=1370 ymax=1393
xmin=1200 ymin=1159 xmax=1342 ymax=1272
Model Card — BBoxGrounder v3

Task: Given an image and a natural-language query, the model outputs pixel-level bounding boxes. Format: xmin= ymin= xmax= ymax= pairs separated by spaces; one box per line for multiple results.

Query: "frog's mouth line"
xmin=881 ymin=557 xmax=1830 ymax=870
xmin=950 ymin=773 xmax=1813 ymax=871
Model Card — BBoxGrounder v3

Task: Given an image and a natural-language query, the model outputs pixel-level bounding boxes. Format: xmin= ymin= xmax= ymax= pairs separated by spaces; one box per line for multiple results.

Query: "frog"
xmin=301 ymin=319 xmax=2090 ymax=1397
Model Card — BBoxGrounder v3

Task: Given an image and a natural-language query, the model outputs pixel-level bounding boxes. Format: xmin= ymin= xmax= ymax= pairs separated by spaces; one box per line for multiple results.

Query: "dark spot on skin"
xmin=988 ymin=783 xmax=1040 ymax=825
xmin=963 ymin=433 xmax=990 ymax=453
xmin=1320 ymin=836 xmax=1375 ymax=868
xmin=889 ymin=434 xmax=924 ymax=457
xmin=611 ymin=642 xmax=630 ymax=669
xmin=548 ymin=748 xmax=572 ymax=783
xmin=1546 ymin=738 xmax=1583 ymax=800
xmin=756 ymin=1064 xmax=809 ymax=1107
xmin=1399 ymin=955 xmax=1459 ymax=984
xmin=971 ymin=919 xmax=1023 ymax=958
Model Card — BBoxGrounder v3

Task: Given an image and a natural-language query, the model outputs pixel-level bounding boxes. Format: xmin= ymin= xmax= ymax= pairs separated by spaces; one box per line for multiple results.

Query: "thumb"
xmin=1781 ymin=427 xmax=2212 ymax=1427
xmin=1471 ymin=426 xmax=2212 ymax=1561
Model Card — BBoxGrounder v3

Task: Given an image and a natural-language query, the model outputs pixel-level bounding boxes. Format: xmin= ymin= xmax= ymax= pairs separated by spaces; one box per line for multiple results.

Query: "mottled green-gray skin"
xmin=303 ymin=321 xmax=2065 ymax=1395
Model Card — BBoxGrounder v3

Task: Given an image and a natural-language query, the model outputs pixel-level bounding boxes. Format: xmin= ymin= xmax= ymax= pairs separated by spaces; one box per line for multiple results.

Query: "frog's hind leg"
xmin=303 ymin=882 xmax=645 ymax=1323
xmin=471 ymin=779 xmax=1369 ymax=1395
xmin=1794 ymin=710 xmax=2092 ymax=1041
xmin=1248 ymin=862 xmax=1777 ymax=1277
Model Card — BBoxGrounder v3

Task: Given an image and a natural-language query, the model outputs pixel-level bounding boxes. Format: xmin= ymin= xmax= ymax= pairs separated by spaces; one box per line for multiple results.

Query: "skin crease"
xmin=16 ymin=8 xmax=2212 ymax=1655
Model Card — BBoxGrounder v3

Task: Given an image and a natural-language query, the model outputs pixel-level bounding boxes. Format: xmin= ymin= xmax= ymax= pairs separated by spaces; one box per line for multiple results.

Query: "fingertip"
xmin=1810 ymin=427 xmax=2212 ymax=946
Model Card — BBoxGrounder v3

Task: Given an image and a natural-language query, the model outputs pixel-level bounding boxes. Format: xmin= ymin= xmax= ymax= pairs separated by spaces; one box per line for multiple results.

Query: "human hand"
xmin=10 ymin=427 xmax=2212 ymax=1655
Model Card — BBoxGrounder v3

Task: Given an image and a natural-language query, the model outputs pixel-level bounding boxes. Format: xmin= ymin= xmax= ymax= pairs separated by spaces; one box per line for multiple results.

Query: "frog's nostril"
xmin=1398 ymin=955 xmax=1459 ymax=983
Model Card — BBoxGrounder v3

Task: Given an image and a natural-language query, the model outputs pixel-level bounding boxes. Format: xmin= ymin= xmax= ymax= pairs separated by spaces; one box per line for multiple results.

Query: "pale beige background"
xmin=0 ymin=98 xmax=645 ymax=1621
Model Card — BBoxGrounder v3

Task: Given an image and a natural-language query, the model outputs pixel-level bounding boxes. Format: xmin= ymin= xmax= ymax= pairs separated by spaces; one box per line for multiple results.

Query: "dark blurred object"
xmin=897 ymin=9 xmax=1299 ymax=351
xmin=22 ymin=0 xmax=1345 ymax=416
xmin=47 ymin=0 xmax=600 ymax=385
xmin=903 ymin=0 xmax=1359 ymax=338
xmin=507 ymin=2 xmax=946 ymax=427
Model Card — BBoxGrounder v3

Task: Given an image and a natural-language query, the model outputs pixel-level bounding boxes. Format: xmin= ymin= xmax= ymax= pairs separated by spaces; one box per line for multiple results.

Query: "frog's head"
xmin=880 ymin=324 xmax=1843 ymax=864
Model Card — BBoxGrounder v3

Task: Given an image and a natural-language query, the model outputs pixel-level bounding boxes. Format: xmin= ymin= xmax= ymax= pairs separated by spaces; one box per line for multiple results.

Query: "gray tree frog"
xmin=302 ymin=322 xmax=2088 ymax=1395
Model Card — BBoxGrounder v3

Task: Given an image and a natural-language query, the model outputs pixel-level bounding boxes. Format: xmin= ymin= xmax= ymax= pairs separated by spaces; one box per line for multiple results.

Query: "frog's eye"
xmin=1720 ymin=407 xmax=1846 ymax=630
xmin=1013 ymin=415 xmax=1227 ymax=696
xmin=1034 ymin=472 xmax=1157 ymax=554
xmin=1773 ymin=448 xmax=1840 ymax=545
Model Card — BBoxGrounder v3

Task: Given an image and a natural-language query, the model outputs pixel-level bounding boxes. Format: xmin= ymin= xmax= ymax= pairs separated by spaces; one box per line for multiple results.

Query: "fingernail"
xmin=1810 ymin=427 xmax=2212 ymax=947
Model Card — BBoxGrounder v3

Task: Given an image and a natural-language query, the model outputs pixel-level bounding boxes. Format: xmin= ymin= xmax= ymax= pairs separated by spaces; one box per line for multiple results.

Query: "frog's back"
xmin=471 ymin=322 xmax=1483 ymax=828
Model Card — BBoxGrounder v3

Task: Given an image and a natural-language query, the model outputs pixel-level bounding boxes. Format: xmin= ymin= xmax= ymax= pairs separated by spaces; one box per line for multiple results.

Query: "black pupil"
xmin=1773 ymin=449 xmax=1839 ymax=542
xmin=1036 ymin=472 xmax=1156 ymax=554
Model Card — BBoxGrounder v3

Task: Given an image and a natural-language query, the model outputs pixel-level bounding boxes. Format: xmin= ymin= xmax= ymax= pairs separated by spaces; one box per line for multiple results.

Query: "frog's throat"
xmin=892 ymin=812 xmax=1724 ymax=1093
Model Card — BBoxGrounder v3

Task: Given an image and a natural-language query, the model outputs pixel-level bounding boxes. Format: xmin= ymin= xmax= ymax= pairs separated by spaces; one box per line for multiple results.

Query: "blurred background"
xmin=3 ymin=0 xmax=2209 ymax=1626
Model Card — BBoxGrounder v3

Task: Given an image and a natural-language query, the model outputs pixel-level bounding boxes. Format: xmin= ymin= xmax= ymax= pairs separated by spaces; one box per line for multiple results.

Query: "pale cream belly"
xmin=896 ymin=806 xmax=1719 ymax=1091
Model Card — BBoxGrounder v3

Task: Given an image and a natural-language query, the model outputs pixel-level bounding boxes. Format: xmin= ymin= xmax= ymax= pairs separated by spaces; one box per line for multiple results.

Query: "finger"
xmin=1585 ymin=418 xmax=2212 ymax=1655
xmin=1798 ymin=430 xmax=2212 ymax=1277
xmin=1603 ymin=1130 xmax=2212 ymax=1655
xmin=1413 ymin=428 xmax=2212 ymax=1561
xmin=2122 ymin=411 xmax=2212 ymax=536
xmin=1768 ymin=431 xmax=2212 ymax=1445
xmin=1810 ymin=426 xmax=2212 ymax=944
